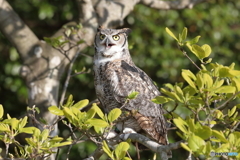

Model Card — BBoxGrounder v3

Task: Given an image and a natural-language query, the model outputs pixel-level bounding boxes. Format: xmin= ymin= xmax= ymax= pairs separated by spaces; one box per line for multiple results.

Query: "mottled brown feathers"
xmin=93 ymin=28 xmax=169 ymax=146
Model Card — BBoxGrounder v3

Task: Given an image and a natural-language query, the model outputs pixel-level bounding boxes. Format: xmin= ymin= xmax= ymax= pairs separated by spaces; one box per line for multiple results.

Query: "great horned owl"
xmin=93 ymin=26 xmax=169 ymax=145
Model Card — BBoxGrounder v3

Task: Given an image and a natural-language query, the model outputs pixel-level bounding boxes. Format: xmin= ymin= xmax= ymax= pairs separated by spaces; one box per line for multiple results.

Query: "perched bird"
xmin=93 ymin=26 xmax=169 ymax=146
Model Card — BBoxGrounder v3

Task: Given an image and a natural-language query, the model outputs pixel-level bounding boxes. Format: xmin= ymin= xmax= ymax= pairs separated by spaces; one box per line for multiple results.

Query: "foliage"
xmin=161 ymin=27 xmax=240 ymax=159
xmin=0 ymin=104 xmax=72 ymax=159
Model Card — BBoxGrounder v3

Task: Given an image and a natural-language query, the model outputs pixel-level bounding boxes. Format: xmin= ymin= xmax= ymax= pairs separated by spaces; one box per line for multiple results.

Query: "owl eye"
xmin=112 ymin=35 xmax=120 ymax=41
xmin=99 ymin=34 xmax=106 ymax=40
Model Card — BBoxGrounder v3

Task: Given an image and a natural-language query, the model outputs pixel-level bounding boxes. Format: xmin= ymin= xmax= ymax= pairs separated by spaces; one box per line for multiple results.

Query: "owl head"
xmin=94 ymin=26 xmax=131 ymax=63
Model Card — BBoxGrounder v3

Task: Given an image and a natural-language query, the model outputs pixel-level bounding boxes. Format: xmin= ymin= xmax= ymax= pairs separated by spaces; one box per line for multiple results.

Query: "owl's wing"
xmin=105 ymin=60 xmax=168 ymax=144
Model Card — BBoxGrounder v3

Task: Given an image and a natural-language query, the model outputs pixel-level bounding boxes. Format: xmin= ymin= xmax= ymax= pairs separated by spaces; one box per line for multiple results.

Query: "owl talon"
xmin=105 ymin=131 xmax=118 ymax=139
xmin=123 ymin=127 xmax=136 ymax=134
xmin=119 ymin=128 xmax=137 ymax=140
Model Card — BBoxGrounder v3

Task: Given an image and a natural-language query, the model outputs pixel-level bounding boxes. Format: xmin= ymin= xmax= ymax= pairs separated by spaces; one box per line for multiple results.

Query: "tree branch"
xmin=0 ymin=0 xmax=39 ymax=59
xmin=120 ymin=133 xmax=183 ymax=160
xmin=140 ymin=0 xmax=207 ymax=10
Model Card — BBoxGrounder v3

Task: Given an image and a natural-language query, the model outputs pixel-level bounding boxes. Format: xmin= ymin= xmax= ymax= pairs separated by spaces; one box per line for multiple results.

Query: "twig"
xmin=215 ymin=91 xmax=240 ymax=111
xmin=179 ymin=45 xmax=201 ymax=70
xmin=60 ymin=49 xmax=82 ymax=105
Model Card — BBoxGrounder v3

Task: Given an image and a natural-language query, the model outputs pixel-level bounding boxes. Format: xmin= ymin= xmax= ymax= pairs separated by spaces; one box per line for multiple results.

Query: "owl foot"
xmin=105 ymin=130 xmax=118 ymax=139
xmin=120 ymin=127 xmax=137 ymax=140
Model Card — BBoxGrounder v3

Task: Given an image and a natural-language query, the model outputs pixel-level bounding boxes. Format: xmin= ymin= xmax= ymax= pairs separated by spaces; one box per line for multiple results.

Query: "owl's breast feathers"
xmin=94 ymin=59 xmax=168 ymax=145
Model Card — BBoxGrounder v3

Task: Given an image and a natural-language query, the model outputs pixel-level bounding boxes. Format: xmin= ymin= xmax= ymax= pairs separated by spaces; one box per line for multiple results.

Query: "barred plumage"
xmin=93 ymin=26 xmax=169 ymax=145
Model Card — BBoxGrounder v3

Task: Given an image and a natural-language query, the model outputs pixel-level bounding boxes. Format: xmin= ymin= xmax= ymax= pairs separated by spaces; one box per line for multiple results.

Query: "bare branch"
xmin=0 ymin=0 xmax=39 ymax=59
xmin=121 ymin=133 xmax=183 ymax=160
xmin=60 ymin=50 xmax=82 ymax=105
xmin=140 ymin=0 xmax=207 ymax=10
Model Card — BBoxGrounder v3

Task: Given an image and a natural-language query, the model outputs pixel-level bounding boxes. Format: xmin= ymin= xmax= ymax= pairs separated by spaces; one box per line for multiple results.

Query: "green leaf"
xmin=151 ymin=96 xmax=172 ymax=104
xmin=195 ymin=125 xmax=212 ymax=140
xmin=186 ymin=36 xmax=201 ymax=45
xmin=127 ymin=91 xmax=139 ymax=100
xmin=188 ymin=134 xmax=205 ymax=151
xmin=72 ymin=99 xmax=89 ymax=109
xmin=228 ymin=106 xmax=237 ymax=117
xmin=201 ymin=44 xmax=211 ymax=58
xmin=181 ymin=70 xmax=197 ymax=89
xmin=19 ymin=127 xmax=38 ymax=134
xmin=232 ymin=78 xmax=240 ymax=92
xmin=49 ymin=136 xmax=64 ymax=143
xmin=192 ymin=44 xmax=205 ymax=59
xmin=0 ymin=105 xmax=3 ymax=119
xmin=65 ymin=94 xmax=74 ymax=108
xmin=48 ymin=106 xmax=64 ymax=116
xmin=10 ymin=118 xmax=19 ymax=130
xmin=91 ymin=103 xmax=105 ymax=120
xmin=214 ymin=86 xmax=236 ymax=93
xmin=203 ymin=73 xmax=213 ymax=89
xmin=0 ymin=123 xmax=10 ymax=132
xmin=103 ymin=141 xmax=114 ymax=159
xmin=18 ymin=116 xmax=28 ymax=129
xmin=180 ymin=143 xmax=192 ymax=153
xmin=173 ymin=117 xmax=188 ymax=134
xmin=108 ymin=108 xmax=122 ymax=123
xmin=52 ymin=141 xmax=72 ymax=148
xmin=86 ymin=119 xmax=108 ymax=128
xmin=86 ymin=107 xmax=96 ymax=119
xmin=114 ymin=142 xmax=130 ymax=159
xmin=41 ymin=129 xmax=49 ymax=141
xmin=181 ymin=27 xmax=187 ymax=41
xmin=212 ymin=130 xmax=228 ymax=143
xmin=63 ymin=107 xmax=77 ymax=124
xmin=165 ymin=27 xmax=179 ymax=41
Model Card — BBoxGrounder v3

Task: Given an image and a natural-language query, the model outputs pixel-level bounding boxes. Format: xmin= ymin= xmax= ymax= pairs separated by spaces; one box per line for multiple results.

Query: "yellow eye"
xmin=112 ymin=35 xmax=120 ymax=41
xmin=99 ymin=34 xmax=105 ymax=40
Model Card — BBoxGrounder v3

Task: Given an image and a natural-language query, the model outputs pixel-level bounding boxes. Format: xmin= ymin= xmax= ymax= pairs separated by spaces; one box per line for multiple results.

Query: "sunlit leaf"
xmin=228 ymin=106 xmax=237 ymax=117
xmin=201 ymin=44 xmax=211 ymax=57
xmin=182 ymin=70 xmax=197 ymax=89
xmin=103 ymin=141 xmax=114 ymax=159
xmin=212 ymin=130 xmax=228 ymax=143
xmin=41 ymin=129 xmax=49 ymax=141
xmin=186 ymin=36 xmax=201 ymax=45
xmin=72 ymin=99 xmax=89 ymax=109
xmin=165 ymin=27 xmax=179 ymax=41
xmin=180 ymin=143 xmax=192 ymax=153
xmin=48 ymin=106 xmax=64 ymax=116
xmin=19 ymin=127 xmax=38 ymax=134
xmin=151 ymin=96 xmax=172 ymax=104
xmin=52 ymin=141 xmax=72 ymax=148
xmin=181 ymin=27 xmax=187 ymax=41
xmin=127 ymin=91 xmax=139 ymax=100
xmin=192 ymin=44 xmax=205 ymax=59
xmin=87 ymin=119 xmax=108 ymax=128
xmin=214 ymin=86 xmax=236 ymax=93
xmin=18 ymin=116 xmax=28 ymax=129
xmin=91 ymin=103 xmax=105 ymax=120
xmin=173 ymin=117 xmax=188 ymax=134
xmin=108 ymin=108 xmax=122 ymax=123
xmin=188 ymin=134 xmax=205 ymax=151
xmin=0 ymin=105 xmax=3 ymax=119
xmin=114 ymin=142 xmax=130 ymax=159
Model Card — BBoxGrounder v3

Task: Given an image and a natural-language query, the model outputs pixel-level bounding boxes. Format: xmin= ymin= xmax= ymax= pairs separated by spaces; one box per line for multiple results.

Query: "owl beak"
xmin=105 ymin=39 xmax=115 ymax=48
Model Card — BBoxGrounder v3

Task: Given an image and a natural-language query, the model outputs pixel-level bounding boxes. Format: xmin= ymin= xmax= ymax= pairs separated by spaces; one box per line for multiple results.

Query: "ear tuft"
xmin=97 ymin=25 xmax=104 ymax=32
xmin=122 ymin=28 xmax=131 ymax=36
